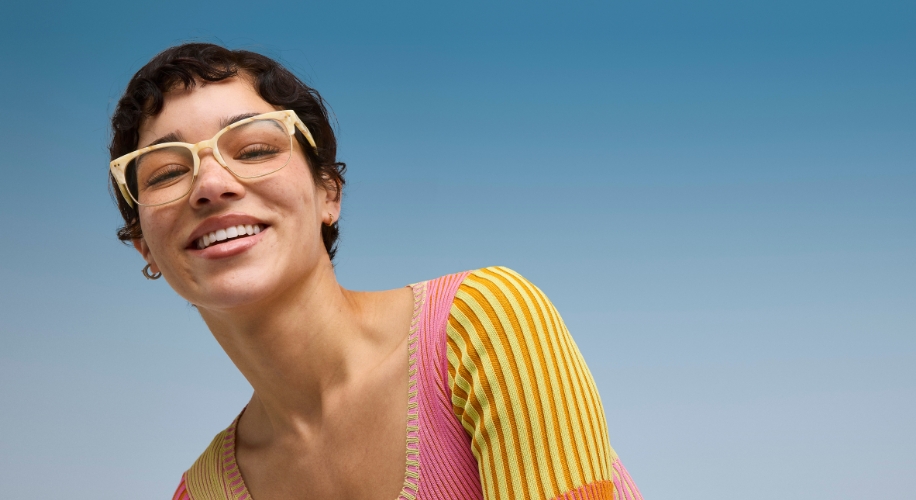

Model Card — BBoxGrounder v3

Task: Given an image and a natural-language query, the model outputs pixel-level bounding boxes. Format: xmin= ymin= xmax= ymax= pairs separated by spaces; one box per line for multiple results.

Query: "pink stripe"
xmin=171 ymin=474 xmax=190 ymax=500
xmin=613 ymin=459 xmax=642 ymax=500
xmin=621 ymin=460 xmax=643 ymax=500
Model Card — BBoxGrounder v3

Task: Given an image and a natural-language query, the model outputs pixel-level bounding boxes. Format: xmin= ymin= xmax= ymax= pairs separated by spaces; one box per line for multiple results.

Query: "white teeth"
xmin=196 ymin=224 xmax=263 ymax=249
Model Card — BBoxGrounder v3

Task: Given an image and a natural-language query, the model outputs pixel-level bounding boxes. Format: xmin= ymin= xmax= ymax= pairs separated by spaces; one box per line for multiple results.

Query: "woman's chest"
xmin=238 ymin=428 xmax=406 ymax=499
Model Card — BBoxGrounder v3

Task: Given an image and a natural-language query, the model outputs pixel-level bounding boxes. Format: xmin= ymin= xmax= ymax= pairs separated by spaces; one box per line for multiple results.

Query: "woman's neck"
xmin=195 ymin=259 xmax=388 ymax=438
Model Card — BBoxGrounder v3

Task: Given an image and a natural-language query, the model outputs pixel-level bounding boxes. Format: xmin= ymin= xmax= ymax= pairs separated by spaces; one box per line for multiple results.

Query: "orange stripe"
xmin=551 ymin=479 xmax=617 ymax=500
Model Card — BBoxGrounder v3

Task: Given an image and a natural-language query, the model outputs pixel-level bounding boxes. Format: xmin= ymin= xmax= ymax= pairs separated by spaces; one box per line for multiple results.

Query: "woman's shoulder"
xmin=427 ymin=265 xmax=528 ymax=284
xmin=457 ymin=266 xmax=541 ymax=293
xmin=440 ymin=268 xmax=642 ymax=499
xmin=442 ymin=265 xmax=575 ymax=382
xmin=444 ymin=266 xmax=559 ymax=324
xmin=419 ymin=266 xmax=551 ymax=324
xmin=425 ymin=266 xmax=543 ymax=300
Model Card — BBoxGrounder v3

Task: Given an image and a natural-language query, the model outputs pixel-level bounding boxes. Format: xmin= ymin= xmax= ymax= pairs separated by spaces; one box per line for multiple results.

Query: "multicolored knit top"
xmin=172 ymin=267 xmax=642 ymax=500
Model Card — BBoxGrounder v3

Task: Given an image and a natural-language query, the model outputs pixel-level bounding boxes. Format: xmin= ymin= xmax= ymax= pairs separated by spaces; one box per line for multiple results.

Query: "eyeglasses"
xmin=109 ymin=110 xmax=316 ymax=207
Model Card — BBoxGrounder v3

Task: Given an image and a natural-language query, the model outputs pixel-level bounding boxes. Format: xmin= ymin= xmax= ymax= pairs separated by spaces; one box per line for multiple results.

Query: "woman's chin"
xmin=181 ymin=270 xmax=284 ymax=313
xmin=170 ymin=243 xmax=323 ymax=314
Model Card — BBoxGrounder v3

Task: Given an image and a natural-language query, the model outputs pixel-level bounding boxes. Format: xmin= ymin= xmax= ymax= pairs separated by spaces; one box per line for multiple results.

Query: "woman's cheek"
xmin=139 ymin=207 xmax=181 ymax=266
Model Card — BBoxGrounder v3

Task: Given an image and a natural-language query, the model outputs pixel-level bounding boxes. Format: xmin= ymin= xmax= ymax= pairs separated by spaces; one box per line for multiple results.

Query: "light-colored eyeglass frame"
xmin=109 ymin=110 xmax=317 ymax=208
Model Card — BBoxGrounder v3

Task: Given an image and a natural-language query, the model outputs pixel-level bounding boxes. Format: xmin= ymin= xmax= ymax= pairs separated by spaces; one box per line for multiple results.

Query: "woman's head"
xmin=110 ymin=43 xmax=345 ymax=259
xmin=109 ymin=43 xmax=346 ymax=308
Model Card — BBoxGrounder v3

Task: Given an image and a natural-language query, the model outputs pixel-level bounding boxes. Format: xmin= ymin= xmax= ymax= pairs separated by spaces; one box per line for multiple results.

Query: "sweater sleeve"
xmin=446 ymin=267 xmax=642 ymax=500
xmin=171 ymin=474 xmax=191 ymax=500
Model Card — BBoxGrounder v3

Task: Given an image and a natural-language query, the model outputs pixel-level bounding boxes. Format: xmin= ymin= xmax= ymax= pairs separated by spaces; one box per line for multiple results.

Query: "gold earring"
xmin=327 ymin=213 xmax=334 ymax=226
xmin=142 ymin=264 xmax=162 ymax=280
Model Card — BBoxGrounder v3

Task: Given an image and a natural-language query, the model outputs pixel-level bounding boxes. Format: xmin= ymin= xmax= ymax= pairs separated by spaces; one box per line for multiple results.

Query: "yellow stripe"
xmin=447 ymin=267 xmax=620 ymax=500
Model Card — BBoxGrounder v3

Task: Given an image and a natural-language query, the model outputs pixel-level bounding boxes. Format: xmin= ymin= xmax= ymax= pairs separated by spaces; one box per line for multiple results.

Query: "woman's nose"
xmin=188 ymin=150 xmax=246 ymax=209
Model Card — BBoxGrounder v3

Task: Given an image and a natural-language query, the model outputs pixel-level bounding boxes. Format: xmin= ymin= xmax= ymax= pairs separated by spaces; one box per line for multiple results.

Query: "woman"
xmin=108 ymin=43 xmax=642 ymax=500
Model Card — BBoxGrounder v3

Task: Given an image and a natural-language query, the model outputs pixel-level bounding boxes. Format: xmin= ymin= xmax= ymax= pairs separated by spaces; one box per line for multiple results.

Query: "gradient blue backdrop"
xmin=1 ymin=1 xmax=913 ymax=498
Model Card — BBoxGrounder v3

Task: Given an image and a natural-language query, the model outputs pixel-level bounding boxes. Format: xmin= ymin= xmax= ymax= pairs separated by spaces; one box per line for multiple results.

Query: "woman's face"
xmin=133 ymin=76 xmax=338 ymax=311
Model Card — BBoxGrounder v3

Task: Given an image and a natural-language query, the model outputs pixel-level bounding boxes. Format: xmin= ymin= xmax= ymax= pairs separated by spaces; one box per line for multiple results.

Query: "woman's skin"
xmin=133 ymin=76 xmax=416 ymax=500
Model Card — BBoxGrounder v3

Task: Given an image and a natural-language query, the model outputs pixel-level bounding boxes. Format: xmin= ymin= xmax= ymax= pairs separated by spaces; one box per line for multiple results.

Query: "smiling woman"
xmin=108 ymin=43 xmax=642 ymax=500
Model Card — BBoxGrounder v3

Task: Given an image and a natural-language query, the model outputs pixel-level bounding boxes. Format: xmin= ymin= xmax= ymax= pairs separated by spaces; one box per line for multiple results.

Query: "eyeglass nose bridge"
xmin=187 ymin=136 xmax=229 ymax=174
xmin=184 ymin=137 xmax=240 ymax=203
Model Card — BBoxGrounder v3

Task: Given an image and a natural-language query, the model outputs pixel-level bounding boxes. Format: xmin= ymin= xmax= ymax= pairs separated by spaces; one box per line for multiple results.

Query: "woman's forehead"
xmin=137 ymin=77 xmax=273 ymax=146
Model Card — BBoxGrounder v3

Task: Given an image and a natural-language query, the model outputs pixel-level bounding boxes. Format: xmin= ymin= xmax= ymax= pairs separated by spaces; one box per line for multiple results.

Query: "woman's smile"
xmin=187 ymin=212 xmax=270 ymax=259
xmin=194 ymin=224 xmax=263 ymax=250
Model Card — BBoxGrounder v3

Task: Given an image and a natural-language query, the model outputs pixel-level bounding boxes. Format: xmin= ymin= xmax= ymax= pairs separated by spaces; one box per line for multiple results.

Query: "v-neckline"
xmin=217 ymin=281 xmax=428 ymax=500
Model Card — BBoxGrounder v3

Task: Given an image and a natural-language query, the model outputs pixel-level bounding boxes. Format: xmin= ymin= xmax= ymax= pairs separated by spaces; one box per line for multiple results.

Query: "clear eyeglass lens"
xmin=129 ymin=146 xmax=195 ymax=206
xmin=126 ymin=118 xmax=293 ymax=206
xmin=218 ymin=119 xmax=293 ymax=179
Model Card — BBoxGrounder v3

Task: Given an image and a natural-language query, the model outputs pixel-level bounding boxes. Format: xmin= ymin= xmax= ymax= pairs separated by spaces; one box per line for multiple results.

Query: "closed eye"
xmin=235 ymin=144 xmax=282 ymax=161
xmin=146 ymin=164 xmax=191 ymax=187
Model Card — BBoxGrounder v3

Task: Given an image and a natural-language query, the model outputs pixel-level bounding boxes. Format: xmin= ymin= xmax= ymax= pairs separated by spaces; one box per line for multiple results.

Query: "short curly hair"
xmin=109 ymin=43 xmax=346 ymax=260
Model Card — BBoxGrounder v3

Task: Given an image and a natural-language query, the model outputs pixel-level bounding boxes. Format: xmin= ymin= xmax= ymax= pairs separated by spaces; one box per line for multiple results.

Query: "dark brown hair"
xmin=109 ymin=43 xmax=346 ymax=260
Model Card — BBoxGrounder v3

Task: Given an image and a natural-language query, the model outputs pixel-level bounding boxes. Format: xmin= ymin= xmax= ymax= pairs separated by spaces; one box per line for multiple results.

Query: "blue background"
xmin=1 ymin=1 xmax=913 ymax=498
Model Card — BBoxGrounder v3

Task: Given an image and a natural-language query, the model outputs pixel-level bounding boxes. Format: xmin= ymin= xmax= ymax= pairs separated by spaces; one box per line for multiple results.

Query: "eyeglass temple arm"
xmin=117 ymin=183 xmax=136 ymax=208
xmin=294 ymin=120 xmax=318 ymax=150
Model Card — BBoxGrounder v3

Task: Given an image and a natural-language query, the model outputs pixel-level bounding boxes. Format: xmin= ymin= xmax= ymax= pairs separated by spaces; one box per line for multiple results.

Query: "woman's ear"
xmin=132 ymin=238 xmax=160 ymax=275
xmin=322 ymin=178 xmax=342 ymax=219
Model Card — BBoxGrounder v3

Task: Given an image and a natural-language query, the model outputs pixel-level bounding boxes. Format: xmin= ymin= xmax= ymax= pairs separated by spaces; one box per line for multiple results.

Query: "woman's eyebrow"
xmin=143 ymin=131 xmax=184 ymax=148
xmin=220 ymin=113 xmax=260 ymax=128
xmin=140 ymin=113 xmax=264 ymax=148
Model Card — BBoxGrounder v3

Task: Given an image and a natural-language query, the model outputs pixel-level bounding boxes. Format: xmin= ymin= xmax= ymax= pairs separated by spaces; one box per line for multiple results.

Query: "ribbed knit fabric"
xmin=172 ymin=267 xmax=641 ymax=500
xmin=446 ymin=267 xmax=640 ymax=500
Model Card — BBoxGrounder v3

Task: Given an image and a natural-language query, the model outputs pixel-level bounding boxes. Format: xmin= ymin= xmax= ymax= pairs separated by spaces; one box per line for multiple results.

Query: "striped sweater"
xmin=172 ymin=267 xmax=642 ymax=500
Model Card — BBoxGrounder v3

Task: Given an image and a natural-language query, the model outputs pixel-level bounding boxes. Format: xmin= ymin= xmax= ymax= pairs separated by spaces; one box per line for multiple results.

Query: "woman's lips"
xmin=186 ymin=213 xmax=268 ymax=249
xmin=195 ymin=223 xmax=265 ymax=249
xmin=189 ymin=226 xmax=267 ymax=259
